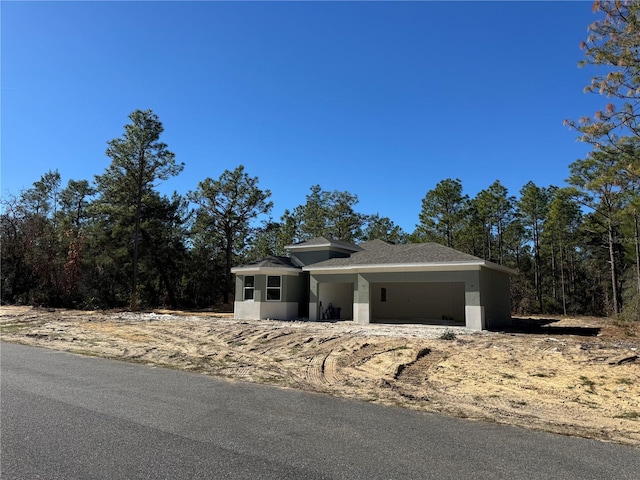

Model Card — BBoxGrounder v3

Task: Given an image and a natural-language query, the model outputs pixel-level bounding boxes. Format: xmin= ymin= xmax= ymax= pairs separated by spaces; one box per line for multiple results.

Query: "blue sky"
xmin=2 ymin=1 xmax=605 ymax=232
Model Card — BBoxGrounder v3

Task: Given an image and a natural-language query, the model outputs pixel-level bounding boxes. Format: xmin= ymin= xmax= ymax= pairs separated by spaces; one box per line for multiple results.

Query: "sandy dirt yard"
xmin=1 ymin=306 xmax=639 ymax=447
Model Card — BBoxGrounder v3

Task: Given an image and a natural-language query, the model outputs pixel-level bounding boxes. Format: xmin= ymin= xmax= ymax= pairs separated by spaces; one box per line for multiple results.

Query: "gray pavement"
xmin=1 ymin=342 xmax=639 ymax=479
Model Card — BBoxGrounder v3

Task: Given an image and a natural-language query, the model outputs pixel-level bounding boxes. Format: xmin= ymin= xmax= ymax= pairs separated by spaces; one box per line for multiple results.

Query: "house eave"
xmin=303 ymin=261 xmax=517 ymax=275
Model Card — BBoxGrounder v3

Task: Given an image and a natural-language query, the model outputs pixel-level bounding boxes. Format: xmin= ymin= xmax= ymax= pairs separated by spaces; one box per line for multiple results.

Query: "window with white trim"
xmin=244 ymin=276 xmax=255 ymax=300
xmin=266 ymin=275 xmax=281 ymax=301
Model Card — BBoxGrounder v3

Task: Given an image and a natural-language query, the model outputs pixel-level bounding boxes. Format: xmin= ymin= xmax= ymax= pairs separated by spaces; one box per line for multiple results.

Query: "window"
xmin=381 ymin=287 xmax=387 ymax=302
xmin=244 ymin=276 xmax=255 ymax=300
xmin=266 ymin=275 xmax=281 ymax=301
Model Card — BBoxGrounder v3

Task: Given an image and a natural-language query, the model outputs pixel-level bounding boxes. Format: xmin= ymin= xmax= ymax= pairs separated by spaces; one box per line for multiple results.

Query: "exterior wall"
xmin=297 ymin=272 xmax=310 ymax=318
xmin=290 ymin=250 xmax=350 ymax=268
xmin=479 ymin=268 xmax=511 ymax=328
xmin=234 ymin=300 xmax=261 ymax=320
xmin=282 ymin=274 xmax=304 ymax=303
xmin=359 ymin=270 xmax=476 ymax=285
xmin=233 ymin=273 xmax=303 ymax=320
xmin=260 ymin=302 xmax=299 ymax=320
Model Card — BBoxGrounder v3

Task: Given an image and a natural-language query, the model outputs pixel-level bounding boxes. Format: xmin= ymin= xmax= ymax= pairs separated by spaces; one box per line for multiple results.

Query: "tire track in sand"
xmin=305 ymin=349 xmax=343 ymax=387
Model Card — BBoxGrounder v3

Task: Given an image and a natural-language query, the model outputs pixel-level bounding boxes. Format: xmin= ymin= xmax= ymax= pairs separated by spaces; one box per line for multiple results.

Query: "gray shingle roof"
xmin=305 ymin=239 xmax=484 ymax=268
xmin=286 ymin=236 xmax=362 ymax=252
xmin=234 ymin=256 xmax=299 ymax=270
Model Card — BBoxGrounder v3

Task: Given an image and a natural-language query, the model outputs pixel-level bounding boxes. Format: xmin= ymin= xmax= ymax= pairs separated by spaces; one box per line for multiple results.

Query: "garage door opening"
xmin=370 ymin=282 xmax=465 ymax=325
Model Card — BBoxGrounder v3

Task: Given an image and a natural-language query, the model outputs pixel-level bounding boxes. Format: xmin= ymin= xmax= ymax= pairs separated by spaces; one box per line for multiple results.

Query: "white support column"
xmin=464 ymin=271 xmax=485 ymax=330
xmin=353 ymin=303 xmax=370 ymax=324
xmin=465 ymin=305 xmax=485 ymax=331
xmin=309 ymin=276 xmax=319 ymax=321
xmin=309 ymin=302 xmax=318 ymax=321
xmin=353 ymin=274 xmax=370 ymax=324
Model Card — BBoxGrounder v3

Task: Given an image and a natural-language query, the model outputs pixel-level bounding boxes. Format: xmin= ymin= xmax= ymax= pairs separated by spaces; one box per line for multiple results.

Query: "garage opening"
xmin=370 ymin=282 xmax=465 ymax=325
xmin=318 ymin=282 xmax=353 ymax=320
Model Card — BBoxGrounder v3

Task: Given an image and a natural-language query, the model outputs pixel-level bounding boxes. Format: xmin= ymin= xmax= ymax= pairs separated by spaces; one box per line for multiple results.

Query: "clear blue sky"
xmin=2 ymin=1 xmax=605 ymax=232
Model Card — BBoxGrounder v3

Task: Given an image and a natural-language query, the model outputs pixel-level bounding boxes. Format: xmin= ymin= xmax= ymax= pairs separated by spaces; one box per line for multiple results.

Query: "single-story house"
xmin=231 ymin=236 xmax=515 ymax=330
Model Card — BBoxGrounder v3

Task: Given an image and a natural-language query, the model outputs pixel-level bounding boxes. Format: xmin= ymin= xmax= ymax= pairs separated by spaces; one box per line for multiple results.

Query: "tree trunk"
xmin=559 ymin=238 xmax=567 ymax=316
xmin=141 ymin=229 xmax=177 ymax=309
xmin=635 ymin=212 xmax=640 ymax=297
xmin=497 ymin=221 xmax=503 ymax=264
xmin=550 ymin=240 xmax=556 ymax=302
xmin=130 ymin=155 xmax=146 ymax=311
xmin=607 ymin=218 xmax=619 ymax=315
xmin=130 ymin=200 xmax=142 ymax=311
xmin=224 ymin=228 xmax=233 ymax=305
xmin=533 ymin=224 xmax=542 ymax=313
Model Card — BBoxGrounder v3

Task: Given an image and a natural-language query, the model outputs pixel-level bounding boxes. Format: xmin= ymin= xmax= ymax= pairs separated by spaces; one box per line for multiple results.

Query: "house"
xmin=231 ymin=237 xmax=515 ymax=330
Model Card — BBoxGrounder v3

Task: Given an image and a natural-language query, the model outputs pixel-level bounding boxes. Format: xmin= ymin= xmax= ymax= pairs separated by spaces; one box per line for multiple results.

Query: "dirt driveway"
xmin=1 ymin=306 xmax=639 ymax=446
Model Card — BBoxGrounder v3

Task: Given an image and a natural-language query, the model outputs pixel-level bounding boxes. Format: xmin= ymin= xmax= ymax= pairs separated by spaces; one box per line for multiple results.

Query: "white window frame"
xmin=266 ymin=275 xmax=282 ymax=302
xmin=244 ymin=276 xmax=255 ymax=301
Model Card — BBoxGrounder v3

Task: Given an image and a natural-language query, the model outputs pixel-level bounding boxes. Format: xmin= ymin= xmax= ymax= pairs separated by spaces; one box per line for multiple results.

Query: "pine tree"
xmin=417 ymin=178 xmax=468 ymax=248
xmin=94 ymin=109 xmax=183 ymax=310
xmin=188 ymin=165 xmax=272 ymax=305
xmin=518 ymin=181 xmax=550 ymax=312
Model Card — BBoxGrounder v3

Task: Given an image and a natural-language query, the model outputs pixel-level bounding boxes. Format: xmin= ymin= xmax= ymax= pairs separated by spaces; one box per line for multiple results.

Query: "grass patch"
xmin=571 ymin=397 xmax=599 ymax=408
xmin=579 ymin=375 xmax=597 ymax=394
xmin=440 ymin=330 xmax=457 ymax=341
xmin=386 ymin=345 xmax=412 ymax=352
xmin=501 ymin=373 xmax=516 ymax=380
xmin=0 ymin=321 xmax=46 ymax=335
xmin=613 ymin=411 xmax=640 ymax=420
xmin=616 ymin=377 xmax=634 ymax=386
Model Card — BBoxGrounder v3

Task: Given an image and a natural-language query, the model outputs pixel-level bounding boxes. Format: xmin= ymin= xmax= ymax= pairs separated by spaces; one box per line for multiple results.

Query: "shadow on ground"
xmin=493 ymin=317 xmax=601 ymax=337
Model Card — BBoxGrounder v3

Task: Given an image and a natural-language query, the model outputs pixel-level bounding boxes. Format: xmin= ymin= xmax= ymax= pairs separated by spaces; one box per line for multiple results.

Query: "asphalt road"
xmin=1 ymin=342 xmax=639 ymax=480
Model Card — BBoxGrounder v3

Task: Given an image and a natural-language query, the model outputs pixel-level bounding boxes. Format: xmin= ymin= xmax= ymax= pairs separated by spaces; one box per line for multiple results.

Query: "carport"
xmin=317 ymin=282 xmax=354 ymax=320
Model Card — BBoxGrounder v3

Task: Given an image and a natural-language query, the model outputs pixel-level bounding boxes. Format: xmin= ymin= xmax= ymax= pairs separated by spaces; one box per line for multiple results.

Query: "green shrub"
xmin=440 ymin=330 xmax=456 ymax=341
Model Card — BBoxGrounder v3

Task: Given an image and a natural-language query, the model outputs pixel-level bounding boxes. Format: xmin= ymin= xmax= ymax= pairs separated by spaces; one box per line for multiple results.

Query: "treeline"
xmin=2 ymin=111 xmax=639 ymax=319
xmin=4 ymin=1 xmax=640 ymax=320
